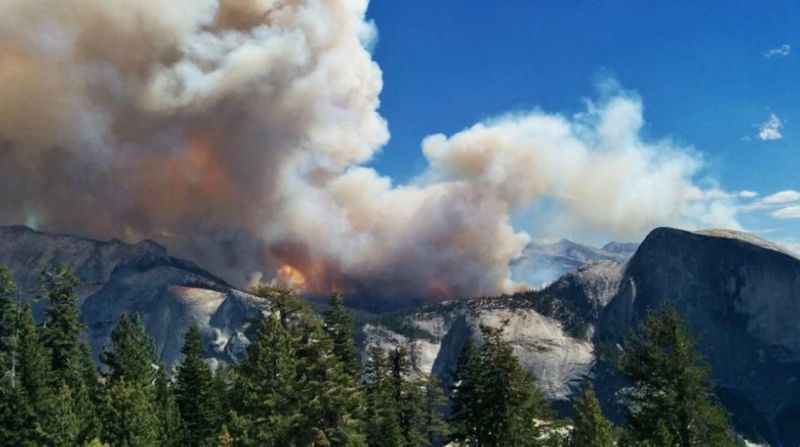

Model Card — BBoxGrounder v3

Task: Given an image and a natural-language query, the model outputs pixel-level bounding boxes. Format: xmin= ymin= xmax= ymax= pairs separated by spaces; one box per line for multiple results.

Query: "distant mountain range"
xmin=2 ymin=225 xmax=799 ymax=445
xmin=510 ymin=238 xmax=638 ymax=287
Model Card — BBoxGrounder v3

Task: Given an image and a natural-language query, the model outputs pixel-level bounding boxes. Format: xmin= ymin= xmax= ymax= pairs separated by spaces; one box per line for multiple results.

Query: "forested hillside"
xmin=0 ymin=265 xmax=742 ymax=446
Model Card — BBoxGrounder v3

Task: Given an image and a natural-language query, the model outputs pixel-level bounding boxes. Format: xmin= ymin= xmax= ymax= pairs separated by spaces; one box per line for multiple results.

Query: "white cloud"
xmin=757 ymin=113 xmax=783 ymax=141
xmin=772 ymin=206 xmax=800 ymax=219
xmin=763 ymin=44 xmax=791 ymax=58
xmin=762 ymin=190 xmax=800 ymax=204
xmin=742 ymin=189 xmax=799 ymax=211
xmin=738 ymin=190 xmax=758 ymax=198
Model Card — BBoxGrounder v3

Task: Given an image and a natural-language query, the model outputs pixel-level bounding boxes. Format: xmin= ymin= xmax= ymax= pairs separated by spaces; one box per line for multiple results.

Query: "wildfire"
xmin=275 ymin=264 xmax=308 ymax=291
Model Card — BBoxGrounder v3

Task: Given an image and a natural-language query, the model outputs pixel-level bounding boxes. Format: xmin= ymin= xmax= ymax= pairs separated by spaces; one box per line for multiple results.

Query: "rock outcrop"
xmin=368 ymin=228 xmax=800 ymax=446
xmin=0 ymin=225 xmax=269 ymax=369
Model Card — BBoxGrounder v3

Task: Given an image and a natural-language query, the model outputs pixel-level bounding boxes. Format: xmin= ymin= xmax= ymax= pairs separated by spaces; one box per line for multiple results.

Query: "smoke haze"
xmin=0 ymin=0 xmax=741 ymax=306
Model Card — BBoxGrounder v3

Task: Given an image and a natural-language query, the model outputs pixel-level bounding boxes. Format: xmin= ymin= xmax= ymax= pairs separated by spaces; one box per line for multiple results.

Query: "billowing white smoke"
xmin=0 ymin=0 xmax=739 ymax=305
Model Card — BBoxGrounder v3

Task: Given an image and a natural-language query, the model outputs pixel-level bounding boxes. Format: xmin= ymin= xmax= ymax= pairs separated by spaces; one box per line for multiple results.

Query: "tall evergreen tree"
xmin=618 ymin=304 xmax=735 ymax=447
xmin=242 ymin=286 xmax=366 ymax=446
xmin=0 ymin=267 xmax=22 ymax=445
xmin=6 ymin=305 xmax=52 ymax=445
xmin=294 ymin=321 xmax=366 ymax=447
xmin=39 ymin=266 xmax=82 ymax=375
xmin=449 ymin=324 xmax=551 ymax=447
xmin=324 ymin=292 xmax=360 ymax=376
xmin=174 ymin=322 xmax=219 ymax=447
xmin=449 ymin=338 xmax=481 ymax=443
xmin=102 ymin=313 xmax=161 ymax=446
xmin=0 ymin=266 xmax=19 ymax=386
xmin=388 ymin=347 xmax=429 ymax=447
xmin=363 ymin=346 xmax=403 ymax=447
xmin=422 ymin=373 xmax=450 ymax=446
xmin=38 ymin=266 xmax=101 ymax=444
xmin=233 ymin=313 xmax=299 ymax=446
xmin=568 ymin=386 xmax=617 ymax=447
xmin=154 ymin=366 xmax=182 ymax=447
xmin=102 ymin=313 xmax=157 ymax=385
xmin=105 ymin=379 xmax=160 ymax=447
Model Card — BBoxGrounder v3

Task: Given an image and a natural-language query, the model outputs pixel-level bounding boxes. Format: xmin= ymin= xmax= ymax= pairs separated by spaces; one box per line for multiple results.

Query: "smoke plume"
xmin=0 ymin=0 xmax=740 ymax=306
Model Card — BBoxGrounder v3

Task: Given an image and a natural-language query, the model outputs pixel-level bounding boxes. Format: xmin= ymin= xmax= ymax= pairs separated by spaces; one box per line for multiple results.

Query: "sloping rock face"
xmin=0 ymin=225 xmax=269 ymax=369
xmin=369 ymin=228 xmax=800 ymax=445
xmin=363 ymin=260 xmax=624 ymax=400
xmin=600 ymin=227 xmax=800 ymax=446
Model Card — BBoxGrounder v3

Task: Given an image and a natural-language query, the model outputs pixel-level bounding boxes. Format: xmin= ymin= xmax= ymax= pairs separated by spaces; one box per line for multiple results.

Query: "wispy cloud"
xmin=738 ymin=190 xmax=758 ymax=199
xmin=757 ymin=113 xmax=783 ymax=141
xmin=741 ymin=189 xmax=799 ymax=211
xmin=763 ymin=44 xmax=791 ymax=58
xmin=772 ymin=206 xmax=800 ymax=219
xmin=762 ymin=190 xmax=800 ymax=205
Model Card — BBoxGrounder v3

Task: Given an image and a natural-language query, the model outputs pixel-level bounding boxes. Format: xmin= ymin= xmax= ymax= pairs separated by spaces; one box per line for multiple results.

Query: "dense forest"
xmin=0 ymin=265 xmax=742 ymax=446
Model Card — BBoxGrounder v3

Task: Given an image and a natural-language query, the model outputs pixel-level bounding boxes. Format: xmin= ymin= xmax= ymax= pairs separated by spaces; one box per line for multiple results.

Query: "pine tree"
xmin=39 ymin=266 xmax=101 ymax=443
xmin=101 ymin=313 xmax=158 ymax=386
xmin=422 ymin=373 xmax=450 ymax=446
xmin=568 ymin=386 xmax=617 ymax=447
xmin=7 ymin=305 xmax=52 ymax=445
xmin=244 ymin=286 xmax=366 ymax=446
xmin=102 ymin=313 xmax=161 ymax=446
xmin=105 ymin=379 xmax=160 ymax=447
xmin=297 ymin=323 xmax=366 ymax=446
xmin=232 ymin=313 xmax=299 ymax=446
xmin=388 ymin=347 xmax=429 ymax=447
xmin=154 ymin=366 xmax=182 ymax=447
xmin=324 ymin=292 xmax=360 ymax=376
xmin=0 ymin=267 xmax=23 ymax=445
xmin=0 ymin=266 xmax=19 ymax=386
xmin=363 ymin=346 xmax=403 ymax=447
xmin=449 ymin=324 xmax=550 ymax=447
xmin=618 ymin=304 xmax=735 ymax=446
xmin=174 ymin=322 xmax=219 ymax=447
xmin=449 ymin=338 xmax=481 ymax=443
xmin=39 ymin=266 xmax=83 ymax=375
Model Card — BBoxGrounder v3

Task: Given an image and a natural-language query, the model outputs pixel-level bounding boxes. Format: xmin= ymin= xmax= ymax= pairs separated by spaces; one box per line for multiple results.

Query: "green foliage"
xmin=449 ymin=324 xmax=551 ymax=447
xmin=618 ymin=304 xmax=735 ymax=447
xmin=101 ymin=313 xmax=162 ymax=446
xmin=362 ymin=346 xmax=447 ymax=447
xmin=236 ymin=286 xmax=367 ymax=447
xmin=363 ymin=346 xmax=404 ymax=447
xmin=232 ymin=312 xmax=300 ymax=446
xmin=4 ymin=265 xmax=745 ymax=447
xmin=7 ymin=305 xmax=52 ymax=445
xmin=102 ymin=313 xmax=157 ymax=386
xmin=155 ymin=366 xmax=182 ymax=447
xmin=105 ymin=379 xmax=160 ymax=447
xmin=325 ymin=292 xmax=360 ymax=376
xmin=175 ymin=322 xmax=220 ymax=447
xmin=0 ymin=266 xmax=18 ymax=385
xmin=39 ymin=266 xmax=83 ymax=376
xmin=568 ymin=386 xmax=617 ymax=447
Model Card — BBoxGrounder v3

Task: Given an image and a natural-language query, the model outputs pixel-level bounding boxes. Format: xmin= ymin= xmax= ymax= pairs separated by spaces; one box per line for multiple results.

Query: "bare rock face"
xmin=600 ymin=227 xmax=800 ymax=446
xmin=363 ymin=260 xmax=624 ymax=401
xmin=370 ymin=228 xmax=800 ymax=445
xmin=0 ymin=225 xmax=269 ymax=369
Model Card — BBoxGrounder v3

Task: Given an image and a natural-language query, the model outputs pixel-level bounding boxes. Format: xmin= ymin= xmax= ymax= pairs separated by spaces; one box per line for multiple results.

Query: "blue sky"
xmin=365 ymin=1 xmax=800 ymax=248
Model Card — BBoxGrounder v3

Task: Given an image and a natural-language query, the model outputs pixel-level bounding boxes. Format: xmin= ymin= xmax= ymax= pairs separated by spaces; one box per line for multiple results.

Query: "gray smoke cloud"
xmin=0 ymin=0 xmax=740 ymax=306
